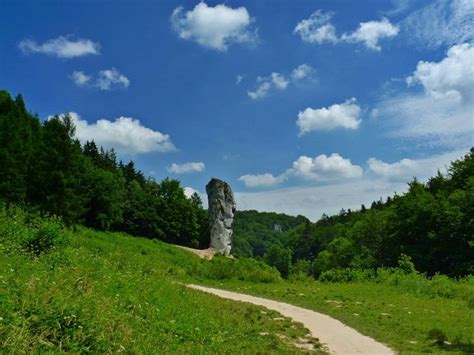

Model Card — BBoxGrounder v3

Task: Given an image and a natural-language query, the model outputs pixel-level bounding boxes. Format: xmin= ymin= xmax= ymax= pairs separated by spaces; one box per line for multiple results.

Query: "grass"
xmin=195 ymin=278 xmax=474 ymax=354
xmin=0 ymin=211 xmax=321 ymax=353
xmin=1 ymin=208 xmax=473 ymax=353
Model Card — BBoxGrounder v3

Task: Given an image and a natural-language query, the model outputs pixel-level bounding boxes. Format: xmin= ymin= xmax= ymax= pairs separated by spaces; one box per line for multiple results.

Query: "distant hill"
xmin=232 ymin=210 xmax=308 ymax=258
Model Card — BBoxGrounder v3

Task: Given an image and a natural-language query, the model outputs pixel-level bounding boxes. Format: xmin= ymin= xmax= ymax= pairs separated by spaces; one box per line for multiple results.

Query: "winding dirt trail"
xmin=187 ymin=284 xmax=394 ymax=354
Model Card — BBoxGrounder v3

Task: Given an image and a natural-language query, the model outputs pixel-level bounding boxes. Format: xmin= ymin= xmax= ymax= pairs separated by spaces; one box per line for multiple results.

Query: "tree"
xmin=31 ymin=114 xmax=87 ymax=223
xmin=265 ymin=245 xmax=292 ymax=278
xmin=0 ymin=92 xmax=34 ymax=203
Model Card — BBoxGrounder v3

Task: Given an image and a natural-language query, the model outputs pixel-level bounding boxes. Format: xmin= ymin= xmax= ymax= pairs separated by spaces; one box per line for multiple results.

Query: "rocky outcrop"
xmin=206 ymin=178 xmax=236 ymax=255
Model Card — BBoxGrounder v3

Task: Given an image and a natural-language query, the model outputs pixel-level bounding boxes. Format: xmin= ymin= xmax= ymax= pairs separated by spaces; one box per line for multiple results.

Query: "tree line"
xmin=233 ymin=151 xmax=473 ymax=278
xmin=1 ymin=89 xmax=472 ymax=278
xmin=0 ymin=90 xmax=209 ymax=248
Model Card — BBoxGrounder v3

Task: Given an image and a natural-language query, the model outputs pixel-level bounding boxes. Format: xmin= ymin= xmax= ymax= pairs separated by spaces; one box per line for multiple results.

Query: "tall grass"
xmin=0 ymin=206 xmax=317 ymax=353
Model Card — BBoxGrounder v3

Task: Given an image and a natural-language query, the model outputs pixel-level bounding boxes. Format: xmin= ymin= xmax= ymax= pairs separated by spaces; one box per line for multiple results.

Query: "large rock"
xmin=206 ymin=178 xmax=236 ymax=255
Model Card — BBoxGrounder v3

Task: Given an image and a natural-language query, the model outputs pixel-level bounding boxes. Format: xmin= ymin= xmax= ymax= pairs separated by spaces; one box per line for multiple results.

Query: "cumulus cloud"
xmin=293 ymin=10 xmax=338 ymax=44
xmin=70 ymin=71 xmax=91 ymax=86
xmin=341 ymin=18 xmax=399 ymax=51
xmin=236 ymin=180 xmax=406 ymax=221
xmin=294 ymin=11 xmax=398 ymax=50
xmin=248 ymin=64 xmax=315 ymax=100
xmin=236 ymin=74 xmax=244 ymax=84
xmin=58 ymin=112 xmax=175 ymax=154
xmin=291 ymin=64 xmax=315 ymax=81
xmin=297 ymin=98 xmax=361 ymax=134
xmin=236 ymin=149 xmax=467 ymax=220
xmin=248 ymin=72 xmax=289 ymax=99
xmin=239 ymin=173 xmax=287 ymax=188
xmin=167 ymin=162 xmax=205 ymax=174
xmin=367 ymin=158 xmax=418 ymax=180
xmin=375 ymin=43 xmax=474 ymax=147
xmin=19 ymin=36 xmax=100 ymax=58
xmin=70 ymin=68 xmax=130 ymax=91
xmin=170 ymin=2 xmax=257 ymax=51
xmin=400 ymin=0 xmax=474 ymax=49
xmin=96 ymin=68 xmax=130 ymax=90
xmin=239 ymin=153 xmax=362 ymax=188
xmin=291 ymin=154 xmax=363 ymax=181
xmin=406 ymin=43 xmax=474 ymax=102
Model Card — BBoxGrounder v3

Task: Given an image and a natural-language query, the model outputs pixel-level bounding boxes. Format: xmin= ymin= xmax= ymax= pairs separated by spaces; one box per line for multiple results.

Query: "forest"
xmin=233 ymin=153 xmax=473 ymax=279
xmin=1 ymin=90 xmax=473 ymax=280
xmin=0 ymin=90 xmax=209 ymax=248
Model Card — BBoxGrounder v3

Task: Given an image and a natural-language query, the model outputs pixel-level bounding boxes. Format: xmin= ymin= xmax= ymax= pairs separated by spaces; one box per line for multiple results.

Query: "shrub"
xmin=190 ymin=255 xmax=281 ymax=283
xmin=398 ymin=254 xmax=417 ymax=274
xmin=22 ymin=217 xmax=66 ymax=256
xmin=319 ymin=268 xmax=375 ymax=283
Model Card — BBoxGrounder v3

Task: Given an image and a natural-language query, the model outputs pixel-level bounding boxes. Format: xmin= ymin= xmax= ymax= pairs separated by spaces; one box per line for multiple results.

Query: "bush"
xmin=22 ymin=219 xmax=64 ymax=256
xmin=319 ymin=268 xmax=375 ymax=283
xmin=398 ymin=254 xmax=417 ymax=274
xmin=190 ymin=255 xmax=281 ymax=283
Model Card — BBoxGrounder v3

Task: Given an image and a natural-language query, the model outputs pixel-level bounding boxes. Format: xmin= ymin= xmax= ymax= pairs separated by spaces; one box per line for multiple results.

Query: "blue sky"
xmin=1 ymin=0 xmax=473 ymax=220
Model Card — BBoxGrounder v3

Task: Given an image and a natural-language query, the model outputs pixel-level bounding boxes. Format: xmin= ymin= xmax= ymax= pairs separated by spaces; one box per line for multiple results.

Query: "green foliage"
xmin=232 ymin=210 xmax=307 ymax=258
xmin=0 ymin=90 xmax=208 ymax=249
xmin=22 ymin=218 xmax=65 ymax=256
xmin=397 ymin=254 xmax=417 ymax=274
xmin=191 ymin=255 xmax=281 ymax=283
xmin=280 ymin=149 xmax=474 ymax=278
xmin=264 ymin=245 xmax=292 ymax=278
xmin=0 ymin=211 xmax=317 ymax=353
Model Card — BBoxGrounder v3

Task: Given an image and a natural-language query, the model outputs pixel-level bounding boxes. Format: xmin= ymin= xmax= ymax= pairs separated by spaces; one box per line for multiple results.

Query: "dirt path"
xmin=175 ymin=246 xmax=216 ymax=259
xmin=187 ymin=284 xmax=394 ymax=354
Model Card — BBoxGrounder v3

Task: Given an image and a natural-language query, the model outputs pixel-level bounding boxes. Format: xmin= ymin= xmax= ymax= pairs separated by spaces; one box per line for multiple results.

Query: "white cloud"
xmin=341 ymin=18 xmax=399 ymax=51
xmin=236 ymin=180 xmax=405 ymax=221
xmin=248 ymin=72 xmax=289 ymax=99
xmin=239 ymin=153 xmax=362 ymax=189
xmin=291 ymin=153 xmax=363 ymax=181
xmin=168 ymin=162 xmax=205 ymax=174
xmin=70 ymin=68 xmax=130 ymax=91
xmin=291 ymin=64 xmax=315 ymax=81
xmin=367 ymin=158 xmax=418 ymax=180
xmin=236 ymin=149 xmax=467 ymax=221
xmin=294 ymin=10 xmax=338 ymax=44
xmin=375 ymin=43 xmax=474 ymax=147
xmin=385 ymin=0 xmax=423 ymax=16
xmin=297 ymin=98 xmax=361 ymax=134
xmin=96 ymin=68 xmax=130 ymax=90
xmin=184 ymin=187 xmax=199 ymax=198
xmin=400 ymin=0 xmax=474 ymax=49
xmin=366 ymin=152 xmax=463 ymax=181
xmin=248 ymin=64 xmax=315 ymax=100
xmin=58 ymin=112 xmax=175 ymax=154
xmin=239 ymin=173 xmax=287 ymax=188
xmin=406 ymin=43 xmax=474 ymax=102
xmin=294 ymin=11 xmax=398 ymax=50
xmin=70 ymin=71 xmax=91 ymax=86
xmin=236 ymin=74 xmax=244 ymax=84
xmin=170 ymin=2 xmax=257 ymax=51
xmin=19 ymin=36 xmax=100 ymax=58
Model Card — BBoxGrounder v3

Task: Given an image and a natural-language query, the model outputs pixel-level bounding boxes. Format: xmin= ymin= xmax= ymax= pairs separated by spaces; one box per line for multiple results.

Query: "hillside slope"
xmin=0 ymin=209 xmax=322 ymax=353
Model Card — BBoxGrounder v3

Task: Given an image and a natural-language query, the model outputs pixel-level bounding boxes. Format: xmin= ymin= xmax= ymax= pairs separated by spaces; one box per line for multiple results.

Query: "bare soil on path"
xmin=175 ymin=246 xmax=216 ymax=259
xmin=187 ymin=284 xmax=395 ymax=354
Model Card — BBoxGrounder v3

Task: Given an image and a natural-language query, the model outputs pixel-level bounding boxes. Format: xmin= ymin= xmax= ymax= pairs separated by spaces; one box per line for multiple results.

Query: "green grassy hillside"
xmin=0 ymin=208 xmax=321 ymax=353
xmin=1 ymin=206 xmax=473 ymax=354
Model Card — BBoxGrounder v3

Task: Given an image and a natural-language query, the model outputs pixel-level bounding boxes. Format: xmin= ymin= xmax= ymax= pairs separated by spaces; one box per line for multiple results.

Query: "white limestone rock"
xmin=206 ymin=178 xmax=236 ymax=255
